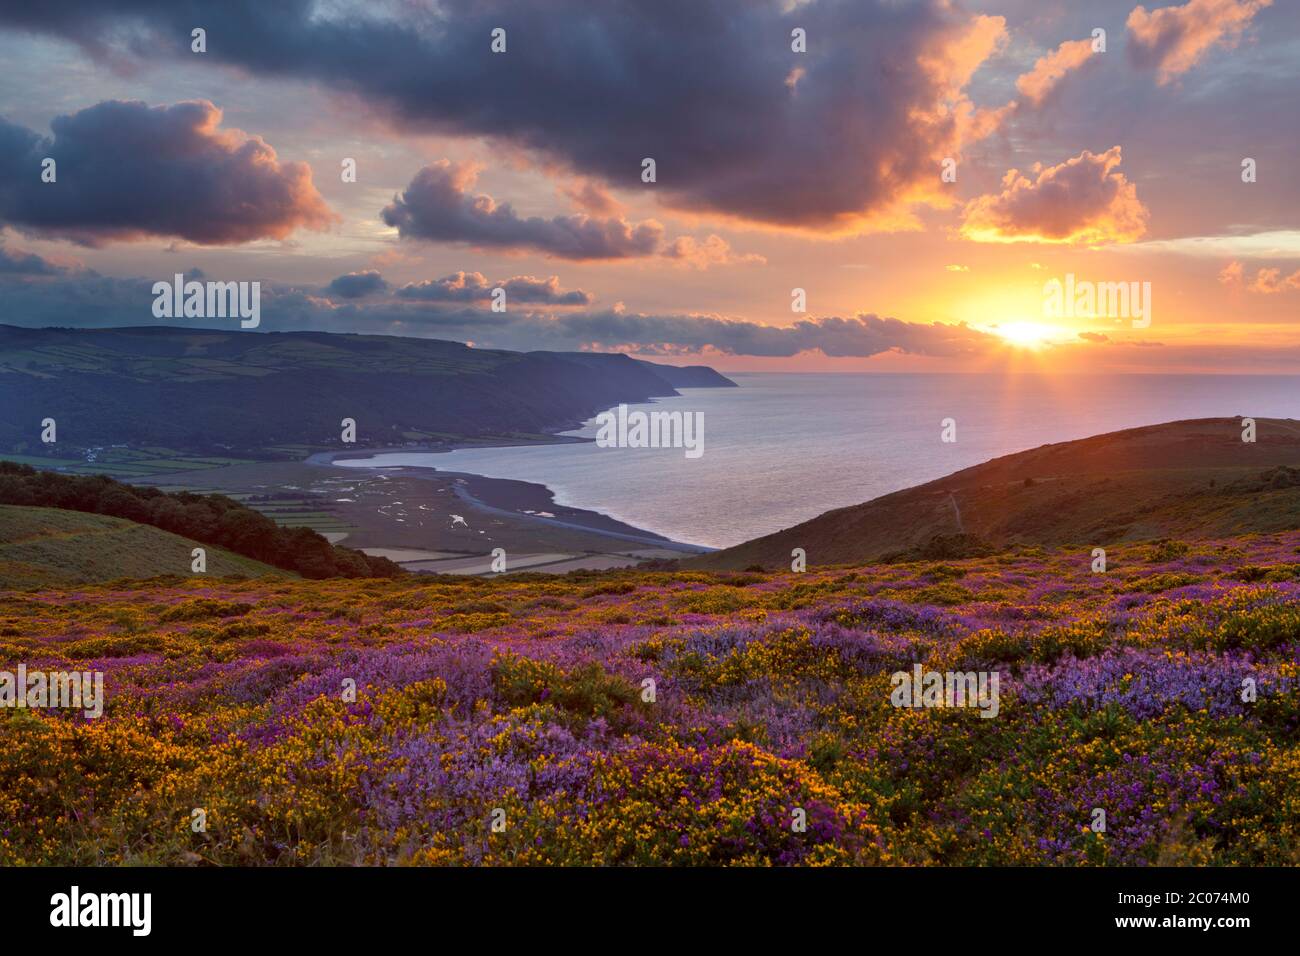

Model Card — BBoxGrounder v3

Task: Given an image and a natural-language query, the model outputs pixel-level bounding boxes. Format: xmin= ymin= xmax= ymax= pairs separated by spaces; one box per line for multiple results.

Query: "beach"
xmin=139 ymin=445 xmax=710 ymax=576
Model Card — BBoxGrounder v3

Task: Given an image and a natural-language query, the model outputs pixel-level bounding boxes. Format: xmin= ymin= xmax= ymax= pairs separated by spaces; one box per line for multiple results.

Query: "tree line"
xmin=0 ymin=463 xmax=402 ymax=579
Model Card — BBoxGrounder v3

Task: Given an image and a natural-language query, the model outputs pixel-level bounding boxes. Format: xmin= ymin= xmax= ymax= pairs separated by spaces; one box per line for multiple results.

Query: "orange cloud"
xmin=1218 ymin=260 xmax=1245 ymax=285
xmin=960 ymin=146 xmax=1149 ymax=245
xmin=1250 ymin=268 xmax=1300 ymax=293
xmin=919 ymin=14 xmax=1008 ymax=92
xmin=1127 ymin=0 xmax=1272 ymax=85
xmin=662 ymin=235 xmax=765 ymax=270
xmin=1218 ymin=259 xmax=1300 ymax=292
xmin=1249 ymin=267 xmax=1300 ymax=293
xmin=1015 ymin=38 xmax=1096 ymax=104
xmin=559 ymin=179 xmax=623 ymax=217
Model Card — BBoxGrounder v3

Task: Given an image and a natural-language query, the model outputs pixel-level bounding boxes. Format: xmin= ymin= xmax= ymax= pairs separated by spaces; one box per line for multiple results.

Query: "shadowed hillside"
xmin=691 ymin=418 xmax=1300 ymax=570
xmin=0 ymin=325 xmax=735 ymax=457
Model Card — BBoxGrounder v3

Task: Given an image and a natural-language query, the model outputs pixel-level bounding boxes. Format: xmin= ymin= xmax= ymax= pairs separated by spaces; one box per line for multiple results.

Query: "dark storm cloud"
xmin=0 ymin=0 xmax=1007 ymax=230
xmin=0 ymin=100 xmax=336 ymax=246
xmin=327 ymin=270 xmax=388 ymax=298
xmin=394 ymin=271 xmax=592 ymax=306
xmin=381 ymin=162 xmax=663 ymax=260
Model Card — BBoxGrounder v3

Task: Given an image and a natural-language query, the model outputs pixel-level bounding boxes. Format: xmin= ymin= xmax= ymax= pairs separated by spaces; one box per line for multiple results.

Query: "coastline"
xmin=304 ymin=394 xmax=723 ymax=561
xmin=303 ymin=441 xmax=715 ymax=570
xmin=126 ymin=393 xmax=726 ymax=576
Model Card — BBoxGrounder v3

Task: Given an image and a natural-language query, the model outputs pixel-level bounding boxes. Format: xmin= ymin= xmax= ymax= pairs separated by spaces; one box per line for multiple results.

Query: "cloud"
xmin=1124 ymin=230 xmax=1300 ymax=259
xmin=945 ymin=264 xmax=969 ymax=272
xmin=0 ymin=1 xmax=1013 ymax=232
xmin=537 ymin=313 xmax=999 ymax=358
xmin=11 ymin=269 xmax=1300 ymax=370
xmin=394 ymin=272 xmax=592 ymax=306
xmin=0 ymin=270 xmax=158 ymax=327
xmin=1218 ymin=259 xmax=1300 ymax=292
xmin=662 ymin=235 xmax=766 ymax=270
xmin=327 ymin=271 xmax=388 ymax=299
xmin=0 ymin=100 xmax=336 ymax=246
xmin=559 ymin=180 xmax=623 ymax=217
xmin=315 ymin=305 xmax=1002 ymax=359
xmin=963 ymin=33 xmax=1097 ymax=131
xmin=1014 ymin=38 xmax=1096 ymax=105
xmin=1077 ymin=331 xmax=1110 ymax=342
xmin=0 ymin=266 xmax=999 ymax=358
xmin=1218 ymin=260 xmax=1245 ymax=285
xmin=1248 ymin=267 xmax=1300 ymax=293
xmin=1127 ymin=0 xmax=1273 ymax=84
xmin=381 ymin=161 xmax=664 ymax=260
xmin=961 ymin=146 xmax=1149 ymax=244
xmin=381 ymin=161 xmax=760 ymax=266
xmin=373 ymin=308 xmax=1000 ymax=359
xmin=0 ymin=241 xmax=72 ymax=275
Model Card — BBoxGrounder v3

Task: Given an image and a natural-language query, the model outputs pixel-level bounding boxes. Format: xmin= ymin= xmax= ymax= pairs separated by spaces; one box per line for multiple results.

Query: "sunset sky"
xmin=0 ymin=0 xmax=1296 ymax=372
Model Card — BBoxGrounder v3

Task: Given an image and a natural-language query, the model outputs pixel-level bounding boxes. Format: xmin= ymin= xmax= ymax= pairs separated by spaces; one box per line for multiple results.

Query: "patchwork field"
xmin=2 ymin=531 xmax=1298 ymax=865
xmin=0 ymin=448 xmax=255 ymax=479
xmin=139 ymin=459 xmax=706 ymax=572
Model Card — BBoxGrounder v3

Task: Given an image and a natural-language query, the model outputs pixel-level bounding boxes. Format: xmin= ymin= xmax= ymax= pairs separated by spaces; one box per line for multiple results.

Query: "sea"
xmin=335 ymin=372 xmax=1300 ymax=549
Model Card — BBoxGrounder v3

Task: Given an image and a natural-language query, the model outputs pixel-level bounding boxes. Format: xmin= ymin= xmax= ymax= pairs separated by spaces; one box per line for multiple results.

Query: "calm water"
xmin=337 ymin=373 xmax=1300 ymax=548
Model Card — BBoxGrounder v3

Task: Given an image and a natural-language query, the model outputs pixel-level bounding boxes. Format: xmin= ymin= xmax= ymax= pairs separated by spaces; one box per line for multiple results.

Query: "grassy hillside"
xmin=0 ymin=504 xmax=285 ymax=587
xmin=0 ymin=462 xmax=400 ymax=578
xmin=0 ymin=325 xmax=734 ymax=458
xmin=692 ymin=417 xmax=1300 ymax=570
xmin=3 ymin=529 xmax=1298 ymax=864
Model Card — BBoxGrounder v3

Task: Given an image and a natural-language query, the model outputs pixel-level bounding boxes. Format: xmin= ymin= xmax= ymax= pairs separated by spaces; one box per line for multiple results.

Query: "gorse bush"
xmin=2 ymin=531 xmax=1299 ymax=865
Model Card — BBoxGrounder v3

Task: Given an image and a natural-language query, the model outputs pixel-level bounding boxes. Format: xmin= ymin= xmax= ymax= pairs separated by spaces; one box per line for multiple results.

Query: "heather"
xmin=2 ymin=533 xmax=1298 ymax=866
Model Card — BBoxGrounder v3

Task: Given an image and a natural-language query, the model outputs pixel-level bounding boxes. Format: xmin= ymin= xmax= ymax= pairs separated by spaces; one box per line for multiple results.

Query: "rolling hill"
xmin=0 ymin=504 xmax=285 ymax=587
xmin=0 ymin=325 xmax=736 ymax=458
xmin=691 ymin=417 xmax=1300 ymax=570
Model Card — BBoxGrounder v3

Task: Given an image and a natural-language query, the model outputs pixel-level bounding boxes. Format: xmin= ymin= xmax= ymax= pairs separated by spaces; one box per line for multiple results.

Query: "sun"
xmin=991 ymin=321 xmax=1057 ymax=349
